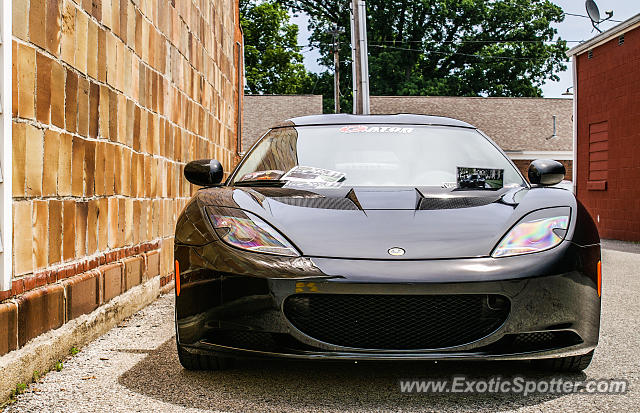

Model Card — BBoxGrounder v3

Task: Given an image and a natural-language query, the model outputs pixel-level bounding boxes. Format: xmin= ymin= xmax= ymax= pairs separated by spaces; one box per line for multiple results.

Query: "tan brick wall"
xmin=370 ymin=96 xmax=573 ymax=152
xmin=11 ymin=0 xmax=241 ymax=283
xmin=242 ymin=95 xmax=323 ymax=151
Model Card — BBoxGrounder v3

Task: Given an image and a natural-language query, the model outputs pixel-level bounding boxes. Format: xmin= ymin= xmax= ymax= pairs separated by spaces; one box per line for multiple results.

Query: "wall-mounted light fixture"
xmin=562 ymin=86 xmax=574 ymax=96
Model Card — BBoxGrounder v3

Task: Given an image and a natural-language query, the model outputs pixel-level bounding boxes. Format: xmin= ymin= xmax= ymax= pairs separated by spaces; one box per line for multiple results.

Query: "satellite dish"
xmin=586 ymin=0 xmax=600 ymax=24
xmin=585 ymin=0 xmax=614 ymax=33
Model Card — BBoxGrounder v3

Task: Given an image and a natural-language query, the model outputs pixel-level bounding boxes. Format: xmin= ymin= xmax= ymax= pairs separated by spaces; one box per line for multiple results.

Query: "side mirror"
xmin=528 ymin=159 xmax=565 ymax=186
xmin=184 ymin=159 xmax=224 ymax=186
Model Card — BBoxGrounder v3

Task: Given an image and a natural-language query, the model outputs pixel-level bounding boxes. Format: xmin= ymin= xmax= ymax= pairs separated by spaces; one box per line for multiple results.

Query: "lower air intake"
xmin=284 ymin=294 xmax=509 ymax=350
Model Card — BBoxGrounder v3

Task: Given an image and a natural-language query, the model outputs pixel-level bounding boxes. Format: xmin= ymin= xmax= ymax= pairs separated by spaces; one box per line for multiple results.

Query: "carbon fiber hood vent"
xmin=271 ymin=196 xmax=360 ymax=211
xmin=418 ymin=195 xmax=500 ymax=210
xmin=269 ymin=190 xmax=501 ymax=211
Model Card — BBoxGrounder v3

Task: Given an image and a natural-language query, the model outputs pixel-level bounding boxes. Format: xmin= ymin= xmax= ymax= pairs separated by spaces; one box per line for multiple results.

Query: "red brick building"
xmin=567 ymin=13 xmax=640 ymax=241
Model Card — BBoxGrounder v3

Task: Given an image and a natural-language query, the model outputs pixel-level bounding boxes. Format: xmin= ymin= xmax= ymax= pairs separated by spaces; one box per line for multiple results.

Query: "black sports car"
xmin=174 ymin=114 xmax=601 ymax=372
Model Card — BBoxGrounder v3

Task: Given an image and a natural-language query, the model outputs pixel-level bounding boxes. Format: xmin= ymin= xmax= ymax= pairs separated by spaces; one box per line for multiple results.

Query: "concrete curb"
xmin=0 ymin=276 xmax=163 ymax=402
xmin=159 ymin=280 xmax=175 ymax=296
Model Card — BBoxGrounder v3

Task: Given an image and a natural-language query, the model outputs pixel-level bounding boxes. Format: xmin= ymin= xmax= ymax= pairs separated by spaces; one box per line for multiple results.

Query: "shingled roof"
xmin=242 ymin=95 xmax=573 ymax=154
xmin=370 ymin=96 xmax=572 ymax=152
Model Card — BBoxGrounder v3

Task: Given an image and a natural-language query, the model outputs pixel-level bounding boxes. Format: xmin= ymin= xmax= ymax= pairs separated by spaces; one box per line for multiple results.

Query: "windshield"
xmin=231 ymin=125 xmax=526 ymax=188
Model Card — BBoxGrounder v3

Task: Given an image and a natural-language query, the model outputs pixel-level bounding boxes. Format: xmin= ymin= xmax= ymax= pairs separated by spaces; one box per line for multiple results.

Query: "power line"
xmin=295 ymin=38 xmax=586 ymax=49
xmin=295 ymin=36 xmax=586 ymax=56
xmin=368 ymin=39 xmax=584 ymax=44
xmin=368 ymin=44 xmax=570 ymax=62
xmin=563 ymin=12 xmax=623 ymax=23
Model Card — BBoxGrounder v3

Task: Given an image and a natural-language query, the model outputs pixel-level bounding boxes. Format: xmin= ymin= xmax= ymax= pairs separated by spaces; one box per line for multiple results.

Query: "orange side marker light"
xmin=175 ymin=260 xmax=181 ymax=297
xmin=597 ymin=260 xmax=601 ymax=297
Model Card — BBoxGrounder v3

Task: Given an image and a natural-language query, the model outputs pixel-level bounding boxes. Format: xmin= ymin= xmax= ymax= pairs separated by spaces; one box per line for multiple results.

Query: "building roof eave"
xmin=567 ymin=13 xmax=640 ymax=57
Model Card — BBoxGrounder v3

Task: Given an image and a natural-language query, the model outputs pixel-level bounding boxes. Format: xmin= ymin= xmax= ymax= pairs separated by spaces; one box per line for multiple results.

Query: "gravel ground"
xmin=4 ymin=247 xmax=639 ymax=412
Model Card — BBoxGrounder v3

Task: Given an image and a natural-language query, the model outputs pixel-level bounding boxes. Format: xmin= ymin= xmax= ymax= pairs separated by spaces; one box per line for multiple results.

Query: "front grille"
xmin=284 ymin=294 xmax=509 ymax=350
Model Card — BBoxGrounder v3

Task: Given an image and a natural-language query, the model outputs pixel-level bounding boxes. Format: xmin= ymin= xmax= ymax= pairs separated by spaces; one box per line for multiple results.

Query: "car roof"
xmin=279 ymin=113 xmax=475 ymax=129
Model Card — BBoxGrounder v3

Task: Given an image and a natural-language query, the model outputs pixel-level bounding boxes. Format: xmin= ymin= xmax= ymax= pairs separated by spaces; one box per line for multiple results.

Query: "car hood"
xmin=197 ymin=186 xmax=576 ymax=260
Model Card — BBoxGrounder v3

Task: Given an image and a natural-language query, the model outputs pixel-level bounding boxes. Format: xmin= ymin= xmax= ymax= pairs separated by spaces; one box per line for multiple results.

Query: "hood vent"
xmin=417 ymin=195 xmax=500 ymax=210
xmin=255 ymin=187 xmax=501 ymax=211
xmin=251 ymin=188 xmax=322 ymax=198
xmin=271 ymin=196 xmax=361 ymax=211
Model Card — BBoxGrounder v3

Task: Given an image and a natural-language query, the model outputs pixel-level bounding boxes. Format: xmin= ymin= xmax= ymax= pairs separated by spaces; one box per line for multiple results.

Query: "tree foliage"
xmin=240 ymin=0 xmax=312 ymax=94
xmin=277 ymin=0 xmax=568 ymax=109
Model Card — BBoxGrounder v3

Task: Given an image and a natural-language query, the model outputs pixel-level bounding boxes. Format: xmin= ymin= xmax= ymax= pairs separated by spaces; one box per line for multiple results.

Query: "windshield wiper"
xmin=233 ymin=180 xmax=287 ymax=187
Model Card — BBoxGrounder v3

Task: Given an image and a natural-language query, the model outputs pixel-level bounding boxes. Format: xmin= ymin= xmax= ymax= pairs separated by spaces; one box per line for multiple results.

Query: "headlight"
xmin=492 ymin=208 xmax=570 ymax=258
xmin=206 ymin=207 xmax=299 ymax=257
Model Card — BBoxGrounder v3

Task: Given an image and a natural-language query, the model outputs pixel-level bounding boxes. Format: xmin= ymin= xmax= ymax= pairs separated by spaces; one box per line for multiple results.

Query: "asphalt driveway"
xmin=4 ymin=246 xmax=639 ymax=412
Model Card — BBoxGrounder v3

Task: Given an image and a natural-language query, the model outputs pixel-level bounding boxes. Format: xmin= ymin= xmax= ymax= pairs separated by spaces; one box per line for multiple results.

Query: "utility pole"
xmin=350 ymin=0 xmax=370 ymax=114
xmin=327 ymin=25 xmax=344 ymax=114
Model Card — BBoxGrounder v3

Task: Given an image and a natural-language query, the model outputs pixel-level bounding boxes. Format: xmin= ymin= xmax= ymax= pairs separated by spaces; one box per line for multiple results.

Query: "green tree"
xmin=280 ymin=0 xmax=568 ymax=108
xmin=241 ymin=0 xmax=312 ymax=94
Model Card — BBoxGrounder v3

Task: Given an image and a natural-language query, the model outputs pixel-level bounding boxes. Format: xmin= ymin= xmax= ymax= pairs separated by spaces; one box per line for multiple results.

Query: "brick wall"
xmin=2 ymin=0 xmax=241 ymax=353
xmin=575 ymin=25 xmax=640 ymax=241
xmin=242 ymin=95 xmax=323 ymax=151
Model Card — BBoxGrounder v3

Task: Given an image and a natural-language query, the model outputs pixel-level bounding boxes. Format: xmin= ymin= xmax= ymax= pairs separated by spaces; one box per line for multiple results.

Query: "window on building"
xmin=587 ymin=121 xmax=608 ymax=191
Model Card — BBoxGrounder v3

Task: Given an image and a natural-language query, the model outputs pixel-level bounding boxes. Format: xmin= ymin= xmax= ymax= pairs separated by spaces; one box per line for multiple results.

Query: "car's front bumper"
xmin=175 ymin=239 xmax=601 ymax=361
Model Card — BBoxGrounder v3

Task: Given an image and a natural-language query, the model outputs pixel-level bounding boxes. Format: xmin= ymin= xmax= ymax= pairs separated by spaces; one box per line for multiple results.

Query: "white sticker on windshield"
xmin=339 ymin=125 xmax=414 ymax=134
xmin=283 ymin=181 xmax=343 ymax=189
xmin=281 ymin=166 xmax=346 ymax=184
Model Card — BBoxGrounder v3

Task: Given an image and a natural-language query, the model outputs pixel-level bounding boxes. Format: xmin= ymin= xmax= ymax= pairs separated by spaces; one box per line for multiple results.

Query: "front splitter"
xmin=183 ymin=340 xmax=596 ymax=362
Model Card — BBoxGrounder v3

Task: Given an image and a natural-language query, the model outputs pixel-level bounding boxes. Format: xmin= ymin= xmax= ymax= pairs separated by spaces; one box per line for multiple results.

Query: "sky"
xmin=291 ymin=0 xmax=639 ymax=98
